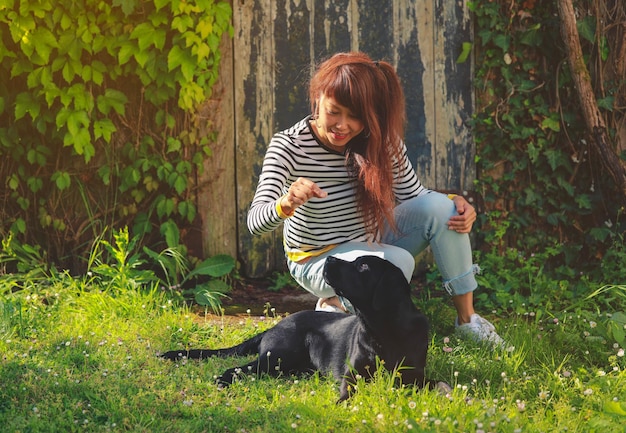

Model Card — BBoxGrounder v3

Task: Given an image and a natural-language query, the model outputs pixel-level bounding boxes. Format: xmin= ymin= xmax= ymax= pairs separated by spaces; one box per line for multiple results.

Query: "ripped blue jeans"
xmin=287 ymin=192 xmax=479 ymax=298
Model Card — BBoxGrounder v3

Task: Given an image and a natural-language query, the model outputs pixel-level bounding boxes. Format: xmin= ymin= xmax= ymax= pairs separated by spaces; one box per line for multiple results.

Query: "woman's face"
xmin=313 ymin=94 xmax=365 ymax=152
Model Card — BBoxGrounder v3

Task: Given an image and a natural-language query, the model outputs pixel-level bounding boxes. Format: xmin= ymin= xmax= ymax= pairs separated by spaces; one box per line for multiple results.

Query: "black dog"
xmin=161 ymin=256 xmax=449 ymax=401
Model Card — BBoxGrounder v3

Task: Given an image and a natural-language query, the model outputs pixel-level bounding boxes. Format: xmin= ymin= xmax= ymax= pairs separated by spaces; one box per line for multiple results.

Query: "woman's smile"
xmin=312 ymin=94 xmax=364 ymax=151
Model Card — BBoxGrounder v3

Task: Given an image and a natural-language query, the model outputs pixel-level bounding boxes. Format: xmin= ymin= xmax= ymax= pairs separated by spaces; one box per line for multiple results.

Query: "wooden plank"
xmin=432 ymin=0 xmax=475 ymax=190
xmin=198 ymin=29 xmax=238 ymax=259
xmin=394 ymin=0 xmax=435 ymax=189
xmin=234 ymin=0 xmax=281 ymax=277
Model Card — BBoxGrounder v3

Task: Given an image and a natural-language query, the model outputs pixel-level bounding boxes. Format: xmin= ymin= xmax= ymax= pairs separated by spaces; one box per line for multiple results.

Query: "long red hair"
xmin=309 ymin=52 xmax=406 ymax=237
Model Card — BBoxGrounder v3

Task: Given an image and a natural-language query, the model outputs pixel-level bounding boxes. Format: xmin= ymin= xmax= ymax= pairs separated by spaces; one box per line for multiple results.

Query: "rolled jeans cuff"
xmin=442 ymin=264 xmax=480 ymax=296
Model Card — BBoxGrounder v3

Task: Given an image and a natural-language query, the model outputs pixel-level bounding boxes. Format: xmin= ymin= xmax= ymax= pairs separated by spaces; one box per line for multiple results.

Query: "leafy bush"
xmin=0 ymin=0 xmax=233 ymax=272
xmin=470 ymin=0 xmax=625 ymax=283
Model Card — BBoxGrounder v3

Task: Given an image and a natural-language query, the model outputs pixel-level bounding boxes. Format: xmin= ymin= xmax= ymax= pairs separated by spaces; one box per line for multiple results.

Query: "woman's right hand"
xmin=279 ymin=177 xmax=327 ymax=215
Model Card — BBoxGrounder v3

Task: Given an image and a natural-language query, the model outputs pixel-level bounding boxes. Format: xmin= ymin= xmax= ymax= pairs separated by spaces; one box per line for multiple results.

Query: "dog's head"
xmin=323 ymin=255 xmax=411 ymax=314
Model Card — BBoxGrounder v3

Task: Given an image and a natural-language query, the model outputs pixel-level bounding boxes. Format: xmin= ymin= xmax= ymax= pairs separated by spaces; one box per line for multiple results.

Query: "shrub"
xmin=0 ymin=0 xmax=233 ymax=272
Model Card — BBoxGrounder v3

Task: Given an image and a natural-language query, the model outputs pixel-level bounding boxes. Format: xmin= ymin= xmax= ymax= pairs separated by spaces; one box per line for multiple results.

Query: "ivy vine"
xmin=0 ymin=0 xmax=233 ymax=271
xmin=470 ymin=0 xmax=625 ymax=280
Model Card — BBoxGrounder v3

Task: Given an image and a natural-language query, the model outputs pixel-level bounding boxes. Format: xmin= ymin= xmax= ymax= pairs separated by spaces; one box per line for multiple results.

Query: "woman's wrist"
xmin=276 ymin=197 xmax=295 ymax=219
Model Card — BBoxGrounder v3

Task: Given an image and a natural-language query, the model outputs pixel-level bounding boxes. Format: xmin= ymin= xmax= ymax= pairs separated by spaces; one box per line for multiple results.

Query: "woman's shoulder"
xmin=271 ymin=117 xmax=317 ymax=150
xmin=276 ymin=116 xmax=312 ymax=139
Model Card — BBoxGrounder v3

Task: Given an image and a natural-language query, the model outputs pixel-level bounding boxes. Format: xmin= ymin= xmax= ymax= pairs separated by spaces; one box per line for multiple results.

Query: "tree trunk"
xmin=557 ymin=0 xmax=626 ymax=198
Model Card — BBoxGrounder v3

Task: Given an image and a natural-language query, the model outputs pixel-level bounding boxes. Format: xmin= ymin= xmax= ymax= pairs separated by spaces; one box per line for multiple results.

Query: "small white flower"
xmin=583 ymin=388 xmax=593 ymax=396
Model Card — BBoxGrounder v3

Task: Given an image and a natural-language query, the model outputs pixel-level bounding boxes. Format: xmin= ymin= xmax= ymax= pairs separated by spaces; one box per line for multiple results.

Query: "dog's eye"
xmin=357 ymin=263 xmax=370 ymax=272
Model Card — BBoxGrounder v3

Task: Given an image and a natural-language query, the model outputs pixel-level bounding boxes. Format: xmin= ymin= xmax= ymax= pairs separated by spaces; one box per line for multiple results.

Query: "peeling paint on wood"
xmin=223 ymin=0 xmax=474 ymax=277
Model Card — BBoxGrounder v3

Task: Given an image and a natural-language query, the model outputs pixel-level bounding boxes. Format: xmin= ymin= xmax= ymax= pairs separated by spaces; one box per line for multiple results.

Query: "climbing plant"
xmin=470 ymin=0 xmax=625 ymax=281
xmin=0 ymin=0 xmax=233 ymax=272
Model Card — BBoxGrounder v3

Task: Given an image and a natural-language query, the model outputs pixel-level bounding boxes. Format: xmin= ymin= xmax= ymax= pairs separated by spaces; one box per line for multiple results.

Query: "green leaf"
xmin=527 ymin=142 xmax=539 ymax=163
xmin=456 ymin=42 xmax=472 ymax=64
xmin=51 ymin=171 xmax=71 ymax=190
xmin=588 ymin=227 xmax=612 ymax=242
xmin=154 ymin=0 xmax=170 ymax=11
xmin=173 ymin=175 xmax=186 ymax=195
xmin=8 ymin=173 xmax=19 ymax=190
xmin=65 ymin=110 xmax=90 ymax=136
xmin=118 ymin=42 xmax=134 ymax=65
xmin=13 ymin=218 xmax=26 ymax=234
xmin=130 ymin=23 xmax=155 ymax=51
xmin=188 ymin=254 xmax=235 ymax=278
xmin=194 ymin=283 xmax=228 ymax=309
xmin=14 ymin=92 xmax=40 ymax=120
xmin=541 ymin=117 xmax=560 ymax=132
xmin=97 ymin=89 xmax=128 ymax=116
xmin=159 ymin=220 xmax=180 ymax=248
xmin=134 ymin=49 xmax=150 ymax=68
xmin=574 ymin=194 xmax=592 ymax=210
xmin=167 ymin=45 xmax=185 ymax=71
xmin=545 ymin=149 xmax=564 ymax=171
xmin=597 ymin=96 xmax=614 ymax=111
xmin=156 ymin=196 xmax=175 ymax=218
xmin=577 ymin=17 xmax=596 ymax=43
xmin=31 ymin=27 xmax=58 ymax=64
xmin=93 ymin=118 xmax=117 ymax=142
xmin=493 ymin=34 xmax=509 ymax=51
xmin=166 ymin=137 xmax=181 ymax=153
xmin=27 ymin=176 xmax=43 ymax=193
xmin=112 ymin=0 xmax=138 ymax=16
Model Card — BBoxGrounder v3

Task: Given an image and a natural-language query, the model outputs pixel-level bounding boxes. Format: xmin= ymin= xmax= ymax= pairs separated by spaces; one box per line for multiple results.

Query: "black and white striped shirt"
xmin=247 ymin=117 xmax=429 ymax=261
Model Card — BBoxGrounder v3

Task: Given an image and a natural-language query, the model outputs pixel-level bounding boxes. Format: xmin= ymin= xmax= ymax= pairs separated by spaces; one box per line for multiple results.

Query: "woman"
xmin=247 ymin=52 xmax=504 ymax=347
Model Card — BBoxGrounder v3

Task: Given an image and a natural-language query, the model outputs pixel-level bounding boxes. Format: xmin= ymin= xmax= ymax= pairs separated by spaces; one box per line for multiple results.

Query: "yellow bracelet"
xmin=276 ymin=199 xmax=294 ymax=219
xmin=447 ymin=194 xmax=457 ymax=200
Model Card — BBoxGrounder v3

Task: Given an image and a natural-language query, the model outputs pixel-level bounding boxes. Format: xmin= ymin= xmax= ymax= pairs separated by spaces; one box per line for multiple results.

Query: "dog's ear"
xmin=371 ymin=262 xmax=410 ymax=310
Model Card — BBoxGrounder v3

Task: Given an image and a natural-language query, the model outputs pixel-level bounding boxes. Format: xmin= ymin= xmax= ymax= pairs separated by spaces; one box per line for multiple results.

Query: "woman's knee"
xmin=416 ymin=193 xmax=456 ymax=220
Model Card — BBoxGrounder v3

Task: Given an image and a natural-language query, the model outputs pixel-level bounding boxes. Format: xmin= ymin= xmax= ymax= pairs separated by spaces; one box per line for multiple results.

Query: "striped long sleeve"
xmin=247 ymin=117 xmax=430 ymax=257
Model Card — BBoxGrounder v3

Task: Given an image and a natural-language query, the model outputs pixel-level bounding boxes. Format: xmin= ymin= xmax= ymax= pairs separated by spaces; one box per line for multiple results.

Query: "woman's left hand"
xmin=447 ymin=195 xmax=476 ymax=233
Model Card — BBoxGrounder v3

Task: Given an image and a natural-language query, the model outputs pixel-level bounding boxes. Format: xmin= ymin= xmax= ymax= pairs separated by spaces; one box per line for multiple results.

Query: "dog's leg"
xmin=337 ymin=369 xmax=360 ymax=403
xmin=216 ymin=350 xmax=292 ymax=387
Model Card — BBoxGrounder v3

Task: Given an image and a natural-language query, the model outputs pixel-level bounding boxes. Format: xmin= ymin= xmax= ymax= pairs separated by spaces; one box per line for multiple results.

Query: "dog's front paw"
xmin=160 ymin=350 xmax=186 ymax=361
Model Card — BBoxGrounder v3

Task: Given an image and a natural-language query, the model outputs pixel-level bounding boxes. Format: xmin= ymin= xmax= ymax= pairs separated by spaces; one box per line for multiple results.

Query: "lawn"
xmin=1 ymin=273 xmax=625 ymax=432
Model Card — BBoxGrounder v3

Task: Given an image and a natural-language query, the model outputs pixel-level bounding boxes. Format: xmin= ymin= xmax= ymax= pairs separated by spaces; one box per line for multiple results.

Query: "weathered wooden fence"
xmin=199 ymin=0 xmax=474 ymax=278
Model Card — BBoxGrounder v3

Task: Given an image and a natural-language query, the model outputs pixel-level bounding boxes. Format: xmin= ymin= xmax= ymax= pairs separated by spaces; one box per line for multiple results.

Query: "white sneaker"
xmin=315 ymin=298 xmax=345 ymax=313
xmin=455 ymin=314 xmax=506 ymax=348
xmin=314 ymin=296 xmax=354 ymax=314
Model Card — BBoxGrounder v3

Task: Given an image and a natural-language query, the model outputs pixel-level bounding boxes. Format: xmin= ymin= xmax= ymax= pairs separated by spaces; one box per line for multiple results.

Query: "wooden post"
xmin=197 ymin=27 xmax=237 ymax=259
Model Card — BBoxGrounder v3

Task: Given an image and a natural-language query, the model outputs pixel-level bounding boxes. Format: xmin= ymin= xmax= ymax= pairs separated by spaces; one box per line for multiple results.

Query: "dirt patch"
xmin=220 ymin=277 xmax=317 ymax=316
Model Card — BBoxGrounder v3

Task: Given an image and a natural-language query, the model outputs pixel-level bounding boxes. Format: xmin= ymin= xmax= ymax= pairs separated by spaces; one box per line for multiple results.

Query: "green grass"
xmin=1 ymin=276 xmax=625 ymax=432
